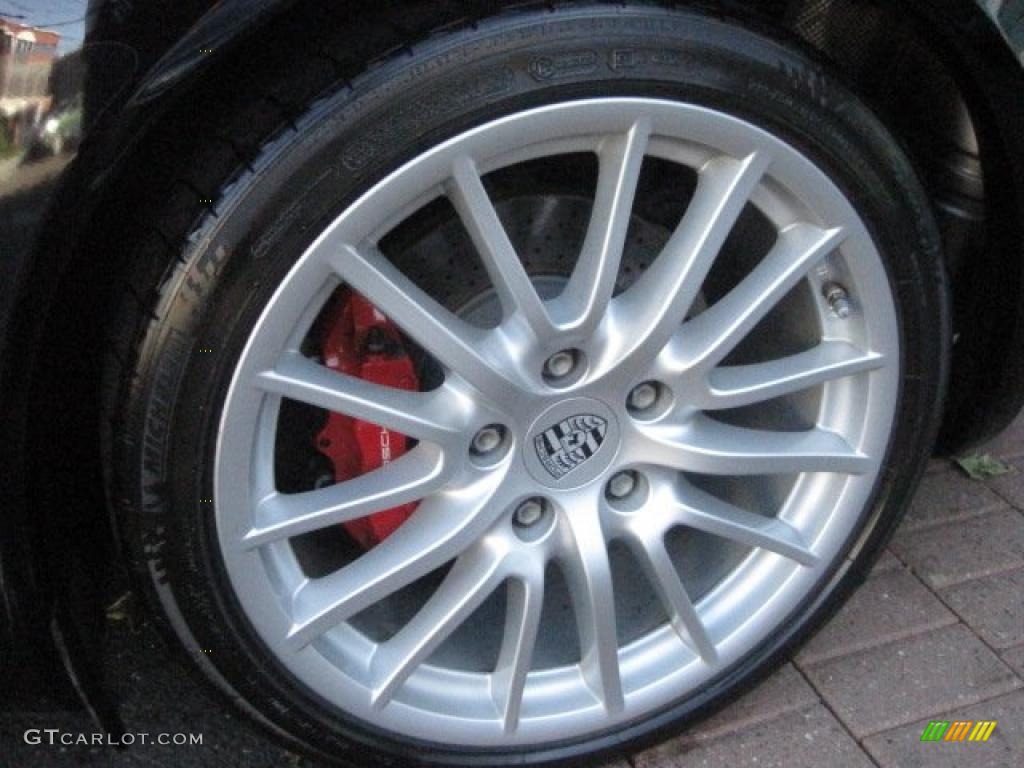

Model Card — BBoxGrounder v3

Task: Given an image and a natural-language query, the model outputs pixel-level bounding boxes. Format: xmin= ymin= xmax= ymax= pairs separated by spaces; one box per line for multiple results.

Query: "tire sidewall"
xmin=120 ymin=6 xmax=948 ymax=766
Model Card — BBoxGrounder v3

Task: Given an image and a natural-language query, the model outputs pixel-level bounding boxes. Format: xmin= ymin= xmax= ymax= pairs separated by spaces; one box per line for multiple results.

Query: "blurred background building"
xmin=1 ymin=18 xmax=60 ymax=146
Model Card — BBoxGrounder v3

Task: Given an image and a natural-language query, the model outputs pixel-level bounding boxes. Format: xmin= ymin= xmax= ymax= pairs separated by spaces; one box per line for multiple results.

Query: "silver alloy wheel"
xmin=215 ymin=98 xmax=899 ymax=746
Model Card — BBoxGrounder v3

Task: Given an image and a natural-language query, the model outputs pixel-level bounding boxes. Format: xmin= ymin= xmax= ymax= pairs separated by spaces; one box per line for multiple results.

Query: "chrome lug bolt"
xmin=514 ymin=498 xmax=546 ymax=527
xmin=628 ymin=382 xmax=659 ymax=412
xmin=471 ymin=425 xmax=505 ymax=455
xmin=544 ymin=350 xmax=576 ymax=379
xmin=606 ymin=471 xmax=638 ymax=500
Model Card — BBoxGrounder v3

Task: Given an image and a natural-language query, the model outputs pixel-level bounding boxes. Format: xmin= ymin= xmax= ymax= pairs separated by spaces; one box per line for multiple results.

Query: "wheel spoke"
xmin=599 ymin=151 xmax=771 ymax=373
xmin=241 ymin=445 xmax=449 ymax=549
xmin=696 ymin=342 xmax=885 ymax=409
xmin=326 ymin=244 xmax=512 ymax=394
xmin=633 ymin=414 xmax=871 ymax=476
xmin=551 ymin=120 xmax=651 ymax=336
xmin=621 ymin=524 xmax=716 ymax=662
xmin=369 ymin=542 xmax=508 ymax=709
xmin=255 ymin=352 xmax=463 ymax=446
xmin=447 ymin=156 xmax=551 ymax=334
xmin=559 ymin=507 xmax=623 ymax=714
xmin=669 ymin=480 xmax=818 ymax=567
xmin=491 ymin=569 xmax=544 ymax=733
xmin=673 ymin=223 xmax=846 ymax=372
xmin=284 ymin=479 xmax=503 ymax=651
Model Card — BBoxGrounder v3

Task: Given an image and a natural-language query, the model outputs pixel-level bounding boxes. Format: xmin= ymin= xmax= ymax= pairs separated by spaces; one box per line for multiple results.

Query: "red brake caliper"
xmin=315 ymin=288 xmax=420 ymax=549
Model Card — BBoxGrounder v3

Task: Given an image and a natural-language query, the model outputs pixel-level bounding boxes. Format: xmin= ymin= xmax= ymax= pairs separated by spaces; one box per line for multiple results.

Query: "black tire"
xmin=104 ymin=4 xmax=949 ymax=766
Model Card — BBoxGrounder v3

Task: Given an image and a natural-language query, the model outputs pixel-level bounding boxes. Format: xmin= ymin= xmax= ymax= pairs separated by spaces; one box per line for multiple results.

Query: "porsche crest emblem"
xmin=534 ymin=414 xmax=608 ymax=479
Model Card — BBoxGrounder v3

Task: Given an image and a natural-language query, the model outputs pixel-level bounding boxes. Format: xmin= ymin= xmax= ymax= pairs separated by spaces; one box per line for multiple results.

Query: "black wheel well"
xmin=765 ymin=0 xmax=1022 ymax=451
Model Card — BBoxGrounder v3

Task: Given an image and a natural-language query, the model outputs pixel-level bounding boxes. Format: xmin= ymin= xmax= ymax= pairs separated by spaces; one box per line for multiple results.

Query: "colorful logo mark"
xmin=920 ymin=720 xmax=997 ymax=742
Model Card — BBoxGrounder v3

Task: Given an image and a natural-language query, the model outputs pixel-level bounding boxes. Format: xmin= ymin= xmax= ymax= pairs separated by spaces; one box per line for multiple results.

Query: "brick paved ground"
xmin=628 ymin=413 xmax=1024 ymax=768
xmin=2 ymin=416 xmax=1022 ymax=767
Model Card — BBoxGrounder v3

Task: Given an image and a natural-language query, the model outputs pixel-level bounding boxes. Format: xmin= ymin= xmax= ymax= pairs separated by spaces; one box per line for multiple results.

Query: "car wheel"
xmin=105 ymin=4 xmax=948 ymax=766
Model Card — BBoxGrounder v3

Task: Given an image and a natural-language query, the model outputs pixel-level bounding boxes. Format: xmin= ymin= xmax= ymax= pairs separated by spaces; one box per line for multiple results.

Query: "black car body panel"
xmin=0 ymin=0 xmax=1021 ymax=727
